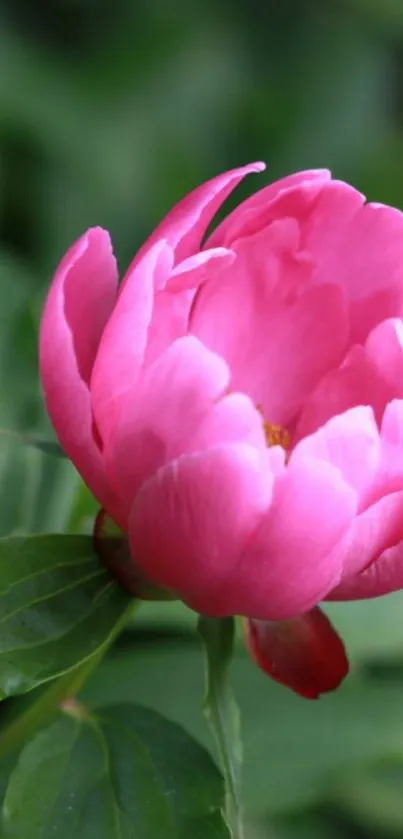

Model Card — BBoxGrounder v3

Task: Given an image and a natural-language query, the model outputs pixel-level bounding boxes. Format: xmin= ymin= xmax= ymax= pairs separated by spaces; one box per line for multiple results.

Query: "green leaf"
xmin=0 ymin=653 xmax=110 ymax=762
xmin=0 ymin=534 xmax=132 ymax=698
xmin=199 ymin=616 xmax=243 ymax=839
xmin=1 ymin=703 xmax=230 ymax=839
xmin=83 ymin=641 xmax=403 ymax=819
xmin=0 ymin=429 xmax=65 ymax=460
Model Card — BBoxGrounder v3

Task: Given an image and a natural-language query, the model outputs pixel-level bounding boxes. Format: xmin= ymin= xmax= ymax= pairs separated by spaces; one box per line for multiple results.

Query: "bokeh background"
xmin=2 ymin=0 xmax=403 ymax=836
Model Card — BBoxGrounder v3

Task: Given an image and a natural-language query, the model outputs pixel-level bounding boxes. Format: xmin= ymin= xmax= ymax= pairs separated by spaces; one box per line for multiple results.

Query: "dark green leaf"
xmin=0 ymin=654 xmax=111 ymax=761
xmin=0 ymin=535 xmax=132 ymax=698
xmin=83 ymin=641 xmax=403 ymax=818
xmin=1 ymin=703 xmax=229 ymax=839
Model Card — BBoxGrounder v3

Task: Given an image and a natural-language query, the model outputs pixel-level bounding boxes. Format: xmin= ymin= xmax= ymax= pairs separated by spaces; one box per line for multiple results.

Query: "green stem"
xmin=198 ymin=615 xmax=244 ymax=839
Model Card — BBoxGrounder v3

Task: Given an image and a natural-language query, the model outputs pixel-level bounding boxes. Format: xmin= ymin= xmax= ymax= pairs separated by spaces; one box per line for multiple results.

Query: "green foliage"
xmin=82 ymin=636 xmax=403 ymax=820
xmin=1 ymin=703 xmax=229 ymax=839
xmin=0 ymin=535 xmax=132 ymax=697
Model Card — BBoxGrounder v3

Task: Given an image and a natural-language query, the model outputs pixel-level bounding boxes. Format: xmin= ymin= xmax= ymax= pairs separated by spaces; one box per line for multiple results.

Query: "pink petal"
xmin=106 ymin=336 xmax=238 ymax=517
xmin=366 ymin=318 xmax=403 ymax=389
xmin=246 ymin=607 xmax=349 ymax=699
xmin=143 ymin=247 xmax=235 ymax=369
xmin=229 ymin=456 xmax=357 ymax=619
xmin=328 ymin=490 xmax=403 ymax=599
xmin=324 ymin=401 xmax=403 ymax=589
xmin=168 ymin=247 xmax=235 ymax=292
xmin=189 ymin=392 xmax=267 ymax=453
xmin=208 ymin=169 xmax=331 ymax=247
xmin=121 ymin=161 xmax=266 ymax=281
xmin=295 ymin=400 xmax=403 ymax=519
xmin=303 ymin=183 xmax=403 ymax=343
xmin=295 ymin=348 xmax=383 ymax=442
xmin=292 ymin=406 xmax=381 ymax=509
xmin=360 ymin=400 xmax=403 ymax=507
xmin=128 ymin=443 xmax=275 ymax=613
xmin=39 ymin=228 xmax=121 ymax=520
xmin=91 ymin=164 xmax=264 ymax=441
xmin=295 ymin=319 xmax=403 ymax=442
xmin=191 ymin=219 xmax=348 ymax=425
xmin=90 ymin=240 xmax=173 ymax=443
xmin=296 ymin=319 xmax=403 ymax=442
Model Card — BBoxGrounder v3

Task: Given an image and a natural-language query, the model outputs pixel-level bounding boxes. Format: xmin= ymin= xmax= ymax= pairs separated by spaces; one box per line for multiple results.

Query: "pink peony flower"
xmin=40 ymin=163 xmax=403 ymax=697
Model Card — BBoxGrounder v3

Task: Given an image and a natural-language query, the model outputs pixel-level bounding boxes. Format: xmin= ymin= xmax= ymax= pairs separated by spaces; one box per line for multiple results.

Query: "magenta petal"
xmin=128 ymin=443 xmax=274 ymax=613
xmin=90 ymin=240 xmax=173 ymax=443
xmin=122 ymin=161 xmax=266 ymax=280
xmin=333 ymin=532 xmax=403 ymax=600
xmin=328 ymin=487 xmax=403 ymax=596
xmin=143 ymin=247 xmax=235 ymax=369
xmin=105 ymin=336 xmax=231 ymax=515
xmin=192 ymin=220 xmax=348 ymax=424
xmin=168 ymin=247 xmax=235 ymax=292
xmin=296 ymin=318 xmax=403 ymax=441
xmin=293 ymin=406 xmax=381 ymax=509
xmin=230 ymin=457 xmax=357 ymax=620
xmin=106 ymin=339 xmax=267 ymax=518
xmin=39 ymin=227 xmax=121 ymax=518
xmin=208 ymin=169 xmax=331 ymax=247
xmin=246 ymin=607 xmax=349 ymax=699
xmin=304 ymin=185 xmax=403 ymax=343
xmin=189 ymin=392 xmax=267 ymax=454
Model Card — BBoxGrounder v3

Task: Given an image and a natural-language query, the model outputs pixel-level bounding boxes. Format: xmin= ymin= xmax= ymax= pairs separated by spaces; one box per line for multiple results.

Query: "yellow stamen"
xmin=256 ymin=405 xmax=290 ymax=450
xmin=263 ymin=420 xmax=290 ymax=450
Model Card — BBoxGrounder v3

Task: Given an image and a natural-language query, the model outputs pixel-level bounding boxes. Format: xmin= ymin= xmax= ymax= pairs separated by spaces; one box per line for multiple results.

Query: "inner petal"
xmin=191 ymin=220 xmax=348 ymax=427
xmin=296 ymin=318 xmax=403 ymax=443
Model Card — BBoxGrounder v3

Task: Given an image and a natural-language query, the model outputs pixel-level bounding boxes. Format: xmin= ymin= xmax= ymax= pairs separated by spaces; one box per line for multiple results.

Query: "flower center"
xmin=263 ymin=419 xmax=290 ymax=450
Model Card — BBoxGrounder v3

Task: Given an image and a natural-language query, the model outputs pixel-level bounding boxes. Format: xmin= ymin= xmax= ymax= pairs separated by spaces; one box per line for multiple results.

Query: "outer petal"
xmin=246 ymin=607 xmax=349 ymax=699
xmin=121 ymin=161 xmax=266 ymax=275
xmin=91 ymin=163 xmax=263 ymax=439
xmin=128 ymin=443 xmax=275 ymax=613
xmin=91 ymin=239 xmax=173 ymax=442
xmin=292 ymin=406 xmax=381 ymax=511
xmin=106 ymin=336 xmax=229 ymax=515
xmin=229 ymin=456 xmax=358 ymax=619
xmin=107 ymin=340 xmax=267 ymax=521
xmin=326 ymin=402 xmax=403 ymax=589
xmin=328 ymin=491 xmax=403 ymax=599
xmin=39 ymin=227 xmax=121 ymax=518
xmin=371 ymin=400 xmax=403 ymax=501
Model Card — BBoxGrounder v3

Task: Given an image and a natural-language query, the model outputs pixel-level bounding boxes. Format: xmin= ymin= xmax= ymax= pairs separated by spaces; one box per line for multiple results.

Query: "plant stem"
xmin=198 ymin=615 xmax=244 ymax=839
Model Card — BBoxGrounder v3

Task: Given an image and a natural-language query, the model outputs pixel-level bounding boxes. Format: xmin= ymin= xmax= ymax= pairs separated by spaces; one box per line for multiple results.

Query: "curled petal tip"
xmin=251 ymin=161 xmax=266 ymax=172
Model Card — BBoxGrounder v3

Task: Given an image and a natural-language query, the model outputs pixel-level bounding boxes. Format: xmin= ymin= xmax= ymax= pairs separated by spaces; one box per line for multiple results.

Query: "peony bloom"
xmin=40 ymin=163 xmax=403 ymax=697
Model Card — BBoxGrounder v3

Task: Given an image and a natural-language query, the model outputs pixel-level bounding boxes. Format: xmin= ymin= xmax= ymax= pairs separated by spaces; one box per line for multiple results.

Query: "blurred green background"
xmin=2 ymin=0 xmax=403 ymax=836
